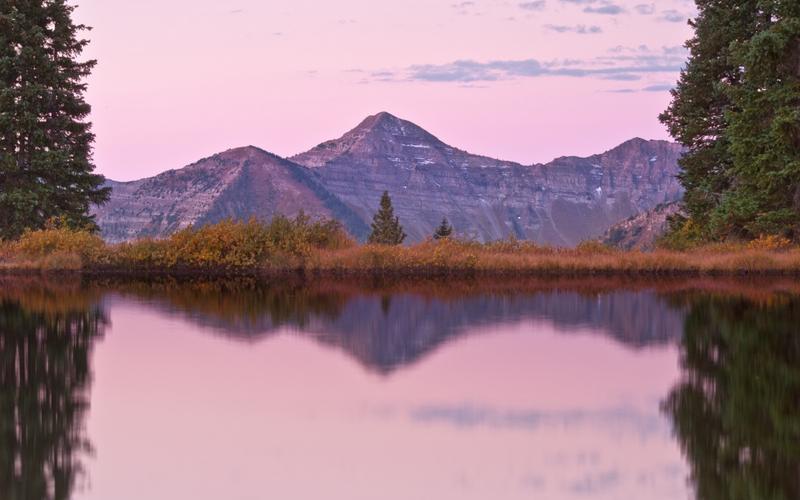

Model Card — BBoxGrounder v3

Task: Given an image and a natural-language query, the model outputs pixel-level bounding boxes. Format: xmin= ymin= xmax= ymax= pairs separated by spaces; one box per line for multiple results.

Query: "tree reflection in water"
xmin=0 ymin=290 xmax=105 ymax=500
xmin=664 ymin=295 xmax=800 ymax=500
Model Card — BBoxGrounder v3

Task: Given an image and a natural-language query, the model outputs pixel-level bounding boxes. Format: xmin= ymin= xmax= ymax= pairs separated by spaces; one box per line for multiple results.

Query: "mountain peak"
xmin=291 ymin=112 xmax=445 ymax=168
xmin=356 ymin=111 xmax=401 ymax=129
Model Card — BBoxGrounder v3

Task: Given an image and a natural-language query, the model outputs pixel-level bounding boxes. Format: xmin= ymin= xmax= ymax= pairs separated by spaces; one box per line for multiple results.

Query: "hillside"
xmin=93 ymin=112 xmax=684 ymax=245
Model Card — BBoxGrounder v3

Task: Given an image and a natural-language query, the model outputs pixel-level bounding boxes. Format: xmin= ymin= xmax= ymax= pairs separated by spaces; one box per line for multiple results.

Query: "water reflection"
xmin=102 ymin=277 xmax=688 ymax=373
xmin=0 ymin=276 xmax=797 ymax=499
xmin=0 ymin=281 xmax=105 ymax=500
xmin=664 ymin=293 xmax=800 ymax=500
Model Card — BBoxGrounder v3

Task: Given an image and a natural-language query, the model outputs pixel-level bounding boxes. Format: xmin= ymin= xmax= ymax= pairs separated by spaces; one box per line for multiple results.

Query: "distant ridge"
xmin=93 ymin=112 xmax=684 ymax=245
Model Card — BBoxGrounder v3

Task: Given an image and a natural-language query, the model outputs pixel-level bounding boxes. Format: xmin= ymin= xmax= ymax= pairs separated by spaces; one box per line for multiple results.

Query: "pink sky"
xmin=72 ymin=0 xmax=696 ymax=181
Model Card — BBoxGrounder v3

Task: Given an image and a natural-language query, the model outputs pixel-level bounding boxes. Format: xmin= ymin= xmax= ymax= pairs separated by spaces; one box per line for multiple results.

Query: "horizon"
xmin=103 ymin=111 xmax=677 ymax=182
xmin=72 ymin=0 xmax=695 ymax=181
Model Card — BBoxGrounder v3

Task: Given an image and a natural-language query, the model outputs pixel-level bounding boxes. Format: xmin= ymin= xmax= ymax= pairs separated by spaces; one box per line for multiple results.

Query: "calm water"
xmin=1 ymin=276 xmax=798 ymax=500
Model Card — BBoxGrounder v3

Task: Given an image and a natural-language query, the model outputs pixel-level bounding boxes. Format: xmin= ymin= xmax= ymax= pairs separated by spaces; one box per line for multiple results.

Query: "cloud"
xmin=584 ymin=3 xmax=624 ymax=15
xmin=544 ymin=24 xmax=602 ymax=34
xmin=633 ymin=3 xmax=655 ymax=14
xmin=519 ymin=0 xmax=547 ymax=10
xmin=359 ymin=45 xmax=688 ymax=85
xmin=404 ymin=48 xmax=684 ymax=83
xmin=659 ymin=9 xmax=685 ymax=22
xmin=603 ymin=73 xmax=642 ymax=81
xmin=607 ymin=83 xmax=675 ymax=93
xmin=451 ymin=1 xmax=477 ymax=14
xmin=569 ymin=470 xmax=621 ymax=494
xmin=642 ymin=83 xmax=674 ymax=91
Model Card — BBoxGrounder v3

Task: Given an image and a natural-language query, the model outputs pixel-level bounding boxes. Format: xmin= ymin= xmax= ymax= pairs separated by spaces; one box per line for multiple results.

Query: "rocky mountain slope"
xmin=602 ymin=202 xmax=682 ymax=250
xmin=95 ymin=146 xmax=366 ymax=243
xmin=93 ymin=112 xmax=684 ymax=245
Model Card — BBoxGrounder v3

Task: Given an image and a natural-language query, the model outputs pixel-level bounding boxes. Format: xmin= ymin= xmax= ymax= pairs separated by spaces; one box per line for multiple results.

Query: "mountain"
xmin=602 ymin=201 xmax=682 ymax=250
xmin=95 ymin=146 xmax=366 ymax=243
xmin=94 ymin=112 xmax=684 ymax=245
xmin=292 ymin=112 xmax=684 ymax=244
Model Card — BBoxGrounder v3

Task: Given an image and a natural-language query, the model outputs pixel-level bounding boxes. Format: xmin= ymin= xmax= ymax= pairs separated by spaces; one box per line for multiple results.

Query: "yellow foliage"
xmin=747 ymin=234 xmax=793 ymax=252
xmin=12 ymin=228 xmax=106 ymax=263
xmin=0 ymin=216 xmax=799 ymax=276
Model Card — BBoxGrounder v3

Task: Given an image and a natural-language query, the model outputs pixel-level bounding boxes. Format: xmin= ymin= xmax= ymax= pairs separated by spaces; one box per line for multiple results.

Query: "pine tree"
xmin=722 ymin=0 xmax=800 ymax=239
xmin=662 ymin=1 xmax=800 ymax=241
xmin=0 ymin=1 xmax=110 ymax=240
xmin=367 ymin=191 xmax=406 ymax=245
xmin=659 ymin=0 xmax=760 ymax=240
xmin=433 ymin=217 xmax=453 ymax=240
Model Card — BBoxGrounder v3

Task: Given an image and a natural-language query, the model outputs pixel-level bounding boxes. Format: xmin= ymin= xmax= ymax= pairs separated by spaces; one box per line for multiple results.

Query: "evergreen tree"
xmin=433 ymin=217 xmax=453 ymax=240
xmin=659 ymin=0 xmax=760 ymax=240
xmin=0 ymin=0 xmax=110 ymax=240
xmin=367 ymin=191 xmax=406 ymax=245
xmin=722 ymin=0 xmax=800 ymax=239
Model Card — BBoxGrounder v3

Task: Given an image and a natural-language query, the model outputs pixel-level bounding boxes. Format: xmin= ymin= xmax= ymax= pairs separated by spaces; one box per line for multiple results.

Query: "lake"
xmin=1 ymin=276 xmax=798 ymax=500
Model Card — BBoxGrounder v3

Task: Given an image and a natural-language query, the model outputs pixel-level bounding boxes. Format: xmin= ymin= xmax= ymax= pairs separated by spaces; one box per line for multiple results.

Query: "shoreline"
xmin=2 ymin=260 xmax=800 ymax=278
xmin=3 ymin=224 xmax=799 ymax=279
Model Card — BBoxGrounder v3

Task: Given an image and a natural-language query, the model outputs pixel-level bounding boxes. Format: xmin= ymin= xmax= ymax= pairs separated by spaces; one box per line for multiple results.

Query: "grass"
xmin=1 ymin=217 xmax=800 ymax=276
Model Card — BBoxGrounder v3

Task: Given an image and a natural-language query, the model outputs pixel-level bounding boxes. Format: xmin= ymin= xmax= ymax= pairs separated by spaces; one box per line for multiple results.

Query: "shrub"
xmin=747 ymin=234 xmax=793 ymax=252
xmin=12 ymin=228 xmax=106 ymax=263
xmin=112 ymin=214 xmax=354 ymax=270
xmin=658 ymin=218 xmax=704 ymax=251
xmin=575 ymin=240 xmax=616 ymax=255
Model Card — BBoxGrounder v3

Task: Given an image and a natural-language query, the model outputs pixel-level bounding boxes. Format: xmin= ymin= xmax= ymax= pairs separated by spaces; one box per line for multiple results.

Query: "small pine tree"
xmin=368 ymin=191 xmax=406 ymax=245
xmin=433 ymin=217 xmax=453 ymax=240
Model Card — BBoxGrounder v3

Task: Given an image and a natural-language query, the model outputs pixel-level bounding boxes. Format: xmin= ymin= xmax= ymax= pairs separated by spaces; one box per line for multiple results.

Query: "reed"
xmin=1 ymin=220 xmax=799 ymax=276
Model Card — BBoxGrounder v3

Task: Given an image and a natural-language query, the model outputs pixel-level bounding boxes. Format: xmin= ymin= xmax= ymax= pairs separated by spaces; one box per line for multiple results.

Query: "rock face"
xmin=602 ymin=201 xmax=682 ymax=250
xmin=95 ymin=146 xmax=367 ymax=243
xmin=94 ymin=112 xmax=684 ymax=245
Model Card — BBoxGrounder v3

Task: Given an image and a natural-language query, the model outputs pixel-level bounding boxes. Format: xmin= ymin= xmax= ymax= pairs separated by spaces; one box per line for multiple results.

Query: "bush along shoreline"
xmin=1 ymin=216 xmax=800 ymax=277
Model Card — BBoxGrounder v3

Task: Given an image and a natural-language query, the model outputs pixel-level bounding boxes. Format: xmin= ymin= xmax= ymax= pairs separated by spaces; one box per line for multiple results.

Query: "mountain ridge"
xmin=93 ymin=112 xmax=684 ymax=245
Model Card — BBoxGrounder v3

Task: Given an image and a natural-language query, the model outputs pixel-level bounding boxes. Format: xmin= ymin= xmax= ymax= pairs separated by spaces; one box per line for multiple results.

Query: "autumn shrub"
xmin=12 ymin=227 xmax=106 ymax=264
xmin=746 ymin=234 xmax=793 ymax=252
xmin=657 ymin=218 xmax=704 ymax=251
xmin=108 ymin=215 xmax=354 ymax=270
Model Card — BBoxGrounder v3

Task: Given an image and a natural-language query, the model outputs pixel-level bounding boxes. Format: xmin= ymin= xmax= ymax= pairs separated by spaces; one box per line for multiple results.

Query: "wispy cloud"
xmin=642 ymin=83 xmax=674 ymax=91
xmin=545 ymin=24 xmax=603 ymax=34
xmin=451 ymin=1 xmax=477 ymax=15
xmin=659 ymin=9 xmax=686 ymax=22
xmin=584 ymin=3 xmax=624 ymax=15
xmin=633 ymin=3 xmax=655 ymax=15
xmin=519 ymin=0 xmax=547 ymax=11
xmin=560 ymin=0 xmax=624 ymax=15
xmin=400 ymin=46 xmax=685 ymax=83
xmin=569 ymin=470 xmax=621 ymax=494
xmin=608 ymin=82 xmax=675 ymax=93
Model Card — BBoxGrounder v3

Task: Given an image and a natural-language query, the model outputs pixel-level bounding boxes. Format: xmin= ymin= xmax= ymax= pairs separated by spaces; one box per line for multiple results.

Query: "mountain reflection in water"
xmin=0 ymin=276 xmax=797 ymax=500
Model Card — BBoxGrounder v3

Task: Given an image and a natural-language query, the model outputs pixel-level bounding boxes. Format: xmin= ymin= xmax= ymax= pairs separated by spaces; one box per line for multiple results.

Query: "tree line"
xmin=661 ymin=0 xmax=800 ymax=243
